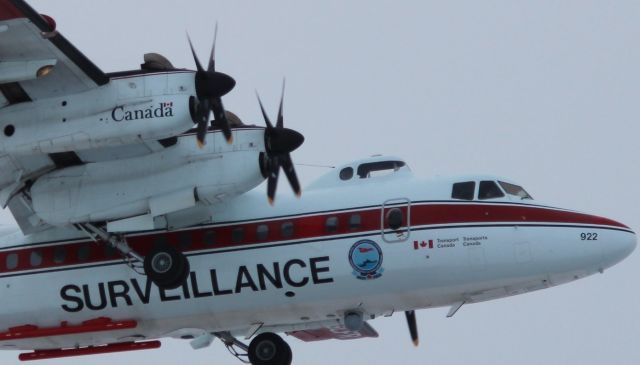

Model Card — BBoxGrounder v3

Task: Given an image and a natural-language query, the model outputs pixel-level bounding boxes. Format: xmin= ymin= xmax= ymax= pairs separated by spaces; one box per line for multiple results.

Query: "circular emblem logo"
xmin=348 ymin=239 xmax=384 ymax=280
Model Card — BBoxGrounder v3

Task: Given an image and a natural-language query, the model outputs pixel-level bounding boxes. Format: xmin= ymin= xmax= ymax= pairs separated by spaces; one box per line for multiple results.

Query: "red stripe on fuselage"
xmin=410 ymin=203 xmax=626 ymax=228
xmin=0 ymin=202 xmax=627 ymax=275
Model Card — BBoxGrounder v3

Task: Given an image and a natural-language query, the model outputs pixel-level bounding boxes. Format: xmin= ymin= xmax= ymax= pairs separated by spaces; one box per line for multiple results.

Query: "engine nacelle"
xmin=0 ymin=72 xmax=196 ymax=155
xmin=29 ymin=129 xmax=266 ymax=226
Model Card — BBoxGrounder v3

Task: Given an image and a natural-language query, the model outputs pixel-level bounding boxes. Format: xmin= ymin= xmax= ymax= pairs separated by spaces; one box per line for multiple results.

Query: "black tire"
xmin=143 ymin=245 xmax=189 ymax=290
xmin=248 ymin=333 xmax=290 ymax=365
xmin=282 ymin=340 xmax=292 ymax=365
xmin=163 ymin=253 xmax=190 ymax=289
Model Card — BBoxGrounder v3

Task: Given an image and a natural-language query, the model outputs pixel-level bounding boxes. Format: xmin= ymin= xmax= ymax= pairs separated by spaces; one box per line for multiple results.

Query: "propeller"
xmin=256 ymin=82 xmax=304 ymax=205
xmin=187 ymin=25 xmax=235 ymax=147
xmin=405 ymin=310 xmax=419 ymax=346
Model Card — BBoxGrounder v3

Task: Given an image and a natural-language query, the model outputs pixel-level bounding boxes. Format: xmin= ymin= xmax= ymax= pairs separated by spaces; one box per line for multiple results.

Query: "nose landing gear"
xmin=216 ymin=331 xmax=292 ymax=365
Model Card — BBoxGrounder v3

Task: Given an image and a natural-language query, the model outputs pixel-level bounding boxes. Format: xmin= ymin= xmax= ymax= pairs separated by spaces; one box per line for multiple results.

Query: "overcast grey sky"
xmin=1 ymin=0 xmax=639 ymax=364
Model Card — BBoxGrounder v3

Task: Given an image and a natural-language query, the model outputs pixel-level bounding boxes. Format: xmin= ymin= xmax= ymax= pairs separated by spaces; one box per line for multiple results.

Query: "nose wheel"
xmin=248 ymin=333 xmax=292 ymax=365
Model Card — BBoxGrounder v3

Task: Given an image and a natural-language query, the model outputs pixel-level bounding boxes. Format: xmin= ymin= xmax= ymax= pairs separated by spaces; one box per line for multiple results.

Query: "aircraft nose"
xmin=600 ymin=228 xmax=637 ymax=269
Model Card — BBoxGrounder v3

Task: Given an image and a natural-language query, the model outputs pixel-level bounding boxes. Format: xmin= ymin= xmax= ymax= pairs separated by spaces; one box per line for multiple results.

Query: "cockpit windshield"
xmin=478 ymin=181 xmax=504 ymax=200
xmin=498 ymin=181 xmax=533 ymax=200
xmin=451 ymin=179 xmax=533 ymax=201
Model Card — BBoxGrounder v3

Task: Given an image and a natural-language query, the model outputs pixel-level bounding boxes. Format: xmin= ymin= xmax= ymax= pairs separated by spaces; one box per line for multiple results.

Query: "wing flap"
xmin=7 ymin=193 xmax=52 ymax=234
xmin=1 ymin=153 xmax=55 ymax=234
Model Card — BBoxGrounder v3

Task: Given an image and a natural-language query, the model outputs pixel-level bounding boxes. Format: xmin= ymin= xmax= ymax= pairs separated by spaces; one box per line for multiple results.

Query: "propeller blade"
xmin=188 ymin=27 xmax=236 ymax=147
xmin=256 ymin=92 xmax=274 ymax=129
xmin=281 ymin=154 xmax=301 ymax=197
xmin=187 ymin=34 xmax=204 ymax=72
xmin=405 ymin=310 xmax=419 ymax=347
xmin=207 ymin=23 xmax=218 ymax=72
xmin=276 ymin=79 xmax=285 ymax=129
xmin=195 ymin=98 xmax=211 ymax=148
xmin=256 ymin=83 xmax=304 ymax=203
xmin=196 ymin=121 xmax=207 ymax=148
xmin=211 ymin=97 xmax=233 ymax=143
xmin=267 ymin=157 xmax=280 ymax=205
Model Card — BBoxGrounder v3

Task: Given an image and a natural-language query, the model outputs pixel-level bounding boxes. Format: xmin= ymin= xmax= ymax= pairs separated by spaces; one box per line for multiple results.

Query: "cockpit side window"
xmin=451 ymin=181 xmax=475 ymax=200
xmin=339 ymin=167 xmax=354 ymax=180
xmin=356 ymin=161 xmax=406 ymax=179
xmin=478 ymin=181 xmax=505 ymax=200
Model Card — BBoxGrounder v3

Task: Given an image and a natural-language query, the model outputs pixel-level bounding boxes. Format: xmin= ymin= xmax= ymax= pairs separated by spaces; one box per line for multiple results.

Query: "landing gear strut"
xmin=78 ymin=223 xmax=189 ymax=290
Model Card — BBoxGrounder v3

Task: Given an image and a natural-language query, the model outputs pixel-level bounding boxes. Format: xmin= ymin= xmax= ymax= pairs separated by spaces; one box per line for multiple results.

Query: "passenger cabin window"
xmin=30 ymin=250 xmax=43 ymax=267
xmin=499 ymin=181 xmax=533 ymax=200
xmin=256 ymin=225 xmax=269 ymax=240
xmin=325 ymin=217 xmax=339 ymax=233
xmin=357 ymin=161 xmax=406 ymax=179
xmin=232 ymin=227 xmax=245 ymax=243
xmin=386 ymin=208 xmax=404 ymax=230
xmin=6 ymin=253 xmax=18 ymax=270
xmin=281 ymin=222 xmax=294 ymax=238
xmin=53 ymin=247 xmax=66 ymax=264
xmin=478 ymin=181 xmax=505 ymax=200
xmin=349 ymin=214 xmax=362 ymax=230
xmin=203 ymin=230 xmax=216 ymax=245
xmin=77 ymin=246 xmax=91 ymax=261
xmin=451 ymin=181 xmax=475 ymax=200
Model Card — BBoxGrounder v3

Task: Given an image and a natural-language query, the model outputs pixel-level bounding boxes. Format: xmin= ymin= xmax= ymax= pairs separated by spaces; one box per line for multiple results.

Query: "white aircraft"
xmin=0 ymin=1 xmax=635 ymax=365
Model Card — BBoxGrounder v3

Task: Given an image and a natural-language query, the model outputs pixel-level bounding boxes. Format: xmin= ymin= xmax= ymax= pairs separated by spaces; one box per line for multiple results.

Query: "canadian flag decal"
xmin=413 ymin=240 xmax=433 ymax=250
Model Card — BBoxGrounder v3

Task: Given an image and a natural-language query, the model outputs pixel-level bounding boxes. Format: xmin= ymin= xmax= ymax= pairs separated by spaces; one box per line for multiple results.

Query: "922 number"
xmin=580 ymin=232 xmax=598 ymax=241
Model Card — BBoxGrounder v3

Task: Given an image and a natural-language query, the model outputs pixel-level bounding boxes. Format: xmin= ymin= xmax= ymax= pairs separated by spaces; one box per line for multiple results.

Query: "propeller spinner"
xmin=256 ymin=83 xmax=304 ymax=205
xmin=187 ymin=26 xmax=235 ymax=147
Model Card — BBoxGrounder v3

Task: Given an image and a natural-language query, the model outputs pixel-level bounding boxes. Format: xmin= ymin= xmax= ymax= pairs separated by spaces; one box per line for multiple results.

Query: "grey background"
xmin=1 ymin=0 xmax=638 ymax=364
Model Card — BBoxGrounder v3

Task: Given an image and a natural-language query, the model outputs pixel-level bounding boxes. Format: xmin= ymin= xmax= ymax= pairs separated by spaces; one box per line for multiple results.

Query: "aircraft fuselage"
xmin=0 ymin=159 xmax=634 ymax=351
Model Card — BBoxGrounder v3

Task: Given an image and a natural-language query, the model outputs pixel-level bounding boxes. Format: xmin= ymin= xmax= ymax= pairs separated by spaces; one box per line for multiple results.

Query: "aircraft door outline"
xmin=381 ymin=198 xmax=411 ymax=243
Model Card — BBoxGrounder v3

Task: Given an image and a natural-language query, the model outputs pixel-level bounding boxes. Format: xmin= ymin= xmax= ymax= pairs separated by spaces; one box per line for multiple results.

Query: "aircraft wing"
xmin=0 ymin=0 xmax=118 ymax=233
xmin=0 ymin=0 xmax=108 ymax=104
xmin=287 ymin=322 xmax=379 ymax=342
